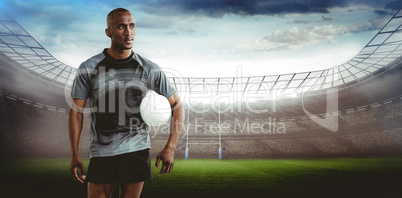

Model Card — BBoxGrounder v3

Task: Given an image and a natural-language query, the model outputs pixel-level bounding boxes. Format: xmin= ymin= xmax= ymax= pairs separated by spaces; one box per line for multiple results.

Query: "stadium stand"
xmin=187 ymin=140 xmax=220 ymax=157
xmin=260 ymin=139 xmax=319 ymax=157
xmin=2 ymin=85 xmax=402 ymax=159
xmin=341 ymin=128 xmax=402 ymax=155
xmin=225 ymin=140 xmax=274 ymax=158
xmin=1 ymin=9 xmax=402 ymax=159
xmin=340 ymin=108 xmax=378 ymax=126
xmin=299 ymin=136 xmax=356 ymax=156
xmin=384 ymin=102 xmax=402 ymax=119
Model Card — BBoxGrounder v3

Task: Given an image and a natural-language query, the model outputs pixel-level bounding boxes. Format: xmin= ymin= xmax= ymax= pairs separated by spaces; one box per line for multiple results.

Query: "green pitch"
xmin=1 ymin=157 xmax=402 ymax=198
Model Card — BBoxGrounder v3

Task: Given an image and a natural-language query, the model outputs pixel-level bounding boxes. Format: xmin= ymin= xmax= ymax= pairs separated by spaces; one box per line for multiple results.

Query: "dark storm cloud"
xmin=374 ymin=9 xmax=394 ymax=16
xmin=385 ymin=0 xmax=402 ymax=11
xmin=139 ymin=0 xmax=395 ymax=17
xmin=141 ymin=0 xmax=343 ymax=17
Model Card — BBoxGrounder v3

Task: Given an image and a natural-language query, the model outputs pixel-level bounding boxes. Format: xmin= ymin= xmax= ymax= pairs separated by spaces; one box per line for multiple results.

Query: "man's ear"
xmin=105 ymin=28 xmax=111 ymax=38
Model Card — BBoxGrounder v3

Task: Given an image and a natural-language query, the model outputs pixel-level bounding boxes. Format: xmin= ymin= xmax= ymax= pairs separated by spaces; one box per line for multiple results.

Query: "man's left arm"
xmin=155 ymin=92 xmax=184 ymax=174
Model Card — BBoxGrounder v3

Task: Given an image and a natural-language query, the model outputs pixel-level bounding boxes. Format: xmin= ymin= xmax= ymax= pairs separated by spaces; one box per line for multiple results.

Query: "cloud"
xmin=136 ymin=13 xmax=202 ymax=33
xmin=233 ymin=20 xmax=382 ymax=53
xmin=2 ymin=0 xmax=397 ymax=22
xmin=385 ymin=0 xmax=402 ymax=11
xmin=40 ymin=33 xmax=62 ymax=46
xmin=236 ymin=7 xmax=394 ymax=53
xmin=140 ymin=0 xmax=340 ymax=17
xmin=263 ymin=25 xmax=346 ymax=48
xmin=289 ymin=19 xmax=310 ymax=24
xmin=374 ymin=9 xmax=393 ymax=16
xmin=288 ymin=16 xmax=335 ymax=24
xmin=2 ymin=1 xmax=83 ymax=30
xmin=367 ymin=14 xmax=393 ymax=29
xmin=138 ymin=0 xmax=395 ymax=18
xmin=177 ymin=17 xmax=200 ymax=33
xmin=321 ymin=16 xmax=333 ymax=22
xmin=136 ymin=15 xmax=177 ymax=29
xmin=166 ymin=31 xmax=177 ymax=35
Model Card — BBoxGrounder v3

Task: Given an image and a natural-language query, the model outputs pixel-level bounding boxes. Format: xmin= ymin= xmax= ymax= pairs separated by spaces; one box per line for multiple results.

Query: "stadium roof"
xmin=0 ymin=9 xmax=401 ymax=98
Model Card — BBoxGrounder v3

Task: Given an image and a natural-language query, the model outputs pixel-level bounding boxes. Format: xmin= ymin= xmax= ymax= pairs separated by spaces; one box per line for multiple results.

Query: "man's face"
xmin=106 ymin=12 xmax=136 ymax=50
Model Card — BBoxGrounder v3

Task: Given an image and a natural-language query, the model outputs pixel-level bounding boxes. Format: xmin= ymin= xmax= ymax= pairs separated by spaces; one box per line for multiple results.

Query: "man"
xmin=68 ymin=8 xmax=183 ymax=198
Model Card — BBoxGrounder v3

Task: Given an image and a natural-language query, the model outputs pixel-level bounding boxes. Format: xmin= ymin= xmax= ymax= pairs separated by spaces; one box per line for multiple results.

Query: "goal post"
xmin=185 ymin=103 xmax=223 ymax=160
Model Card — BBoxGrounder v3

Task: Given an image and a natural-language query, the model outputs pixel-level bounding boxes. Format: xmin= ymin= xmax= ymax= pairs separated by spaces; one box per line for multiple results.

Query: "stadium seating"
xmin=2 ymin=87 xmax=402 ymax=159
xmin=384 ymin=102 xmax=402 ymax=119
xmin=187 ymin=141 xmax=220 ymax=157
xmin=340 ymin=108 xmax=378 ymax=126
xmin=224 ymin=140 xmax=274 ymax=157
xmin=299 ymin=136 xmax=356 ymax=156
xmin=341 ymin=128 xmax=402 ymax=155
xmin=260 ymin=139 xmax=319 ymax=157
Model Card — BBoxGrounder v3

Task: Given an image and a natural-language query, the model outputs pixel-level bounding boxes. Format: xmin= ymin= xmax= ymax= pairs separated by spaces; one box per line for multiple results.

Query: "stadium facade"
xmin=0 ymin=9 xmax=402 ymax=159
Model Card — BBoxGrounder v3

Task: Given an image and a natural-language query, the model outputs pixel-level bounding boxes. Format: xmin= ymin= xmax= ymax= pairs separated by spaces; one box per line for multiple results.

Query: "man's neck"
xmin=107 ymin=47 xmax=132 ymax=60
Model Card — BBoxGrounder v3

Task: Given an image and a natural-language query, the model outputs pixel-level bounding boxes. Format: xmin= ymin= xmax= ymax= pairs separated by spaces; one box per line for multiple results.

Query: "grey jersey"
xmin=71 ymin=49 xmax=176 ymax=158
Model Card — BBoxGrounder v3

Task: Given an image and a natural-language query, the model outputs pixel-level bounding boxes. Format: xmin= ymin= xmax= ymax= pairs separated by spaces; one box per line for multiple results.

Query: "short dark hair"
xmin=107 ymin=8 xmax=130 ymax=20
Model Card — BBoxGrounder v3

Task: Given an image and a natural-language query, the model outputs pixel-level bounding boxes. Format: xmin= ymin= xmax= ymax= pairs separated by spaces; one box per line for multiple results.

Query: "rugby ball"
xmin=140 ymin=90 xmax=171 ymax=126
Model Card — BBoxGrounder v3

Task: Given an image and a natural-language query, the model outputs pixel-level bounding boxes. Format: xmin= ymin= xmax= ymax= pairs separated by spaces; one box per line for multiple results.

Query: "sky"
xmin=0 ymin=0 xmax=400 ymax=77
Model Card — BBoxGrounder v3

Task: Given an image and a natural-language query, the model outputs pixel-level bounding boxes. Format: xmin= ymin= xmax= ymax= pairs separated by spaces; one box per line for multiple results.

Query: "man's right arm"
xmin=68 ymin=98 xmax=87 ymax=183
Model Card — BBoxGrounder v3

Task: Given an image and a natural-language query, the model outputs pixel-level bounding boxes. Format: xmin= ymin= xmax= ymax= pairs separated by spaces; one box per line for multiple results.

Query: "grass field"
xmin=0 ymin=157 xmax=401 ymax=198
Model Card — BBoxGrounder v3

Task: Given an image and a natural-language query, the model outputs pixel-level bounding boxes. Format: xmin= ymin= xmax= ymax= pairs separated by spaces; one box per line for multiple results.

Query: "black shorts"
xmin=86 ymin=149 xmax=152 ymax=184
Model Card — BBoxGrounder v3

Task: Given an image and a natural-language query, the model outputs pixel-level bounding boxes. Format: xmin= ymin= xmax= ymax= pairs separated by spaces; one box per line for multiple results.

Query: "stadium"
xmin=1 ymin=3 xmax=402 ymax=198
